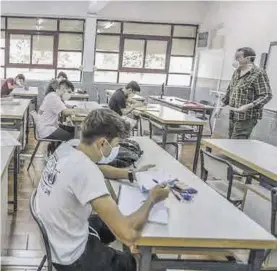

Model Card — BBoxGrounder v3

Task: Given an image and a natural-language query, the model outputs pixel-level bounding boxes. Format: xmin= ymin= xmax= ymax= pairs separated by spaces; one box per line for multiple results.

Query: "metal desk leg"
xmin=162 ymin=125 xmax=168 ymax=149
xmin=12 ymin=146 xmax=19 ymax=212
xmin=248 ymin=250 xmax=264 ymax=271
xmin=193 ymin=125 xmax=204 ymax=173
xmin=139 ymin=247 xmax=152 ymax=271
xmin=25 ymin=106 xmax=30 ymax=146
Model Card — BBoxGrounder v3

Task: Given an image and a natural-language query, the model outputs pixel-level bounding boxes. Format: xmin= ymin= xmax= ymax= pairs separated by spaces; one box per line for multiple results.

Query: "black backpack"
xmin=108 ymin=139 xmax=144 ymax=168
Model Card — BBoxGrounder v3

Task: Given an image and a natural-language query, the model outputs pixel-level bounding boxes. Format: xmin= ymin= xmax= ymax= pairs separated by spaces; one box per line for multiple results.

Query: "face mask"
xmin=232 ymin=56 xmax=255 ymax=69
xmin=98 ymin=140 xmax=120 ymax=164
xmin=232 ymin=60 xmax=239 ymax=69
xmin=62 ymin=92 xmax=71 ymax=101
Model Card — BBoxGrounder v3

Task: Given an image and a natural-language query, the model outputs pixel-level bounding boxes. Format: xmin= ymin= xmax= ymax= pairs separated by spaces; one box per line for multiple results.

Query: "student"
xmin=1 ymin=74 xmax=25 ymax=97
xmin=36 ymin=108 xmax=169 ymax=271
xmin=108 ymin=81 xmax=143 ymax=116
xmin=215 ymin=47 xmax=272 ymax=139
xmin=56 ymin=71 xmax=68 ymax=82
xmin=37 ymin=79 xmax=81 ymax=141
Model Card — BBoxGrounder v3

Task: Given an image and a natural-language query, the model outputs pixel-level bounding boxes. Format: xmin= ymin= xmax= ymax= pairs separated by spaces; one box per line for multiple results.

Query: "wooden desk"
xmin=11 ymin=87 xmax=38 ymax=110
xmin=69 ymin=92 xmax=89 ymax=101
xmin=105 ymin=89 xmax=145 ymax=103
xmin=117 ymin=137 xmax=277 ymax=271
xmin=139 ymin=105 xmax=205 ymax=172
xmin=1 ymin=130 xmax=20 ymax=253
xmin=201 ymin=139 xmax=277 ymax=186
xmin=0 ymin=99 xmax=31 ymax=149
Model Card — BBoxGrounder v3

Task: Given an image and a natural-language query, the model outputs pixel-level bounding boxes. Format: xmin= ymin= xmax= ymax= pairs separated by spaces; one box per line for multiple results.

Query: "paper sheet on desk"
xmin=136 ymin=169 xmax=176 ymax=191
xmin=0 ymin=131 xmax=21 ymax=147
xmin=119 ymin=185 xmax=168 ymax=224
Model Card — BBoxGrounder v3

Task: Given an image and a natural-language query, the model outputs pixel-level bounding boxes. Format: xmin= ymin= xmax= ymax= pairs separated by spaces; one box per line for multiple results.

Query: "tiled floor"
xmin=2 ymin=128 xmax=208 ymax=270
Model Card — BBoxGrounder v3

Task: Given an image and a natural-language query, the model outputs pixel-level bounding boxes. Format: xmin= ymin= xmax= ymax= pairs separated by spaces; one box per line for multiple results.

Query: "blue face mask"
xmin=98 ymin=140 xmax=120 ymax=164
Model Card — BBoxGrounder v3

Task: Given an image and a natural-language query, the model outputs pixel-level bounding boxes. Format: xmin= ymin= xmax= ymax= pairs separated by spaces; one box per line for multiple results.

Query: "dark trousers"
xmin=45 ymin=125 xmax=74 ymax=142
xmin=53 ymin=215 xmax=136 ymax=271
xmin=229 ymin=119 xmax=258 ymax=139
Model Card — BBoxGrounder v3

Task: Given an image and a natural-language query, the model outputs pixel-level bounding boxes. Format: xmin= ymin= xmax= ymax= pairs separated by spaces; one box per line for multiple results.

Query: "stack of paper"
xmin=135 ymin=169 xmax=176 ymax=191
xmin=118 ymin=185 xmax=168 ymax=224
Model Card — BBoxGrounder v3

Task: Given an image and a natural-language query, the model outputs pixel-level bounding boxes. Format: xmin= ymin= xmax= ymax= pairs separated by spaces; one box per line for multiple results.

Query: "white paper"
xmin=0 ymin=131 xmax=21 ymax=147
xmin=118 ymin=185 xmax=168 ymax=224
xmin=136 ymin=169 xmax=176 ymax=191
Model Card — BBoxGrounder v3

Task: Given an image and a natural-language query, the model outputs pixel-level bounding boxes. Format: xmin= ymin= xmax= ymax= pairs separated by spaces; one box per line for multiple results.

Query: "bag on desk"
xmin=108 ymin=139 xmax=143 ymax=168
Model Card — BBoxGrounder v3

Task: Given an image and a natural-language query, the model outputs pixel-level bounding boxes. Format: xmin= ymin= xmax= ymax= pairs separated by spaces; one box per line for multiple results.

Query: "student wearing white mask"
xmin=1 ymin=74 xmax=26 ymax=97
xmin=214 ymin=47 xmax=272 ymax=139
xmin=36 ymin=108 xmax=168 ymax=271
xmin=37 ymin=79 xmax=81 ymax=141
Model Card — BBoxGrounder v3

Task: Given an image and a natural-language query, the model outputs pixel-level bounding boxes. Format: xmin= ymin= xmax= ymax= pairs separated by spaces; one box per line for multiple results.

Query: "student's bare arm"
xmin=62 ymin=107 xmax=87 ymax=117
xmin=92 ymin=185 xmax=168 ymax=246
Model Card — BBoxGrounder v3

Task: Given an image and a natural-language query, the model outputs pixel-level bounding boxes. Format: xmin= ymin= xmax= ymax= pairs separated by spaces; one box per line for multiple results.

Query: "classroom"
xmin=1 ymin=1 xmax=277 ymax=270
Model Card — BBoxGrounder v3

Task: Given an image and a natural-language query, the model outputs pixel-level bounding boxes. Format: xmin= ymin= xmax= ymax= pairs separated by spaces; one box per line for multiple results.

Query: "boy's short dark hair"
xmin=59 ymin=79 xmax=74 ymax=92
xmin=57 ymin=71 xmax=68 ymax=80
xmin=81 ymin=109 xmax=130 ymax=144
xmin=237 ymin=47 xmax=256 ymax=62
xmin=126 ymin=81 xmax=140 ymax=93
xmin=15 ymin=74 xmax=25 ymax=81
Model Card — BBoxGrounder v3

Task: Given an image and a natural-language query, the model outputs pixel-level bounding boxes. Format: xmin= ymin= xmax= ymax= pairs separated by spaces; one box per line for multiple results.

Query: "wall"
xmin=196 ymin=1 xmax=277 ymax=145
xmin=1 ymin=1 xmax=208 ymax=103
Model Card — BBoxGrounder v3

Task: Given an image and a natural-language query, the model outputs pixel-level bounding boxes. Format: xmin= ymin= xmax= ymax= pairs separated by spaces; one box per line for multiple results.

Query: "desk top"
xmin=66 ymin=101 xmax=102 ymax=123
xmin=149 ymin=95 xmax=213 ymax=111
xmin=66 ymin=100 xmax=102 ymax=111
xmin=124 ymin=137 xmax=277 ymax=249
xmin=201 ymin=139 xmax=277 ymax=182
xmin=0 ymin=99 xmax=31 ymax=119
xmin=11 ymin=87 xmax=38 ymax=97
xmin=105 ymin=89 xmax=145 ymax=101
xmin=141 ymin=104 xmax=205 ymax=125
xmin=1 ymin=130 xmax=20 ymax=178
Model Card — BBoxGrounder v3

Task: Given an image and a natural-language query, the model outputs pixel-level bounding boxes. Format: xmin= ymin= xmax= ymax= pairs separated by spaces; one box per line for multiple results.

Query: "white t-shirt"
xmin=37 ymin=92 xmax=67 ymax=138
xmin=35 ymin=139 xmax=109 ymax=265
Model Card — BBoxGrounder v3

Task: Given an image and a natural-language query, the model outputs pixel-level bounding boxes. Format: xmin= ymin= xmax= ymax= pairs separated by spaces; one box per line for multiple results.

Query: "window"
xmin=95 ymin=20 xmax=197 ymax=86
xmin=1 ymin=16 xmax=84 ymax=81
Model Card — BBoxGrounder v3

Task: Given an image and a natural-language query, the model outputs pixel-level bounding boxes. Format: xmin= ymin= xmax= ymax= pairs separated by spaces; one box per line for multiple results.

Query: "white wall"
xmin=201 ymin=1 xmax=277 ymax=80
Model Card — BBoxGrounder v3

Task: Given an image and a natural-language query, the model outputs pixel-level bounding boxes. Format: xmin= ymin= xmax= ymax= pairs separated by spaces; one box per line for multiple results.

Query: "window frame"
xmin=1 ymin=16 xmax=85 ymax=81
xmin=94 ymin=19 xmax=198 ymax=86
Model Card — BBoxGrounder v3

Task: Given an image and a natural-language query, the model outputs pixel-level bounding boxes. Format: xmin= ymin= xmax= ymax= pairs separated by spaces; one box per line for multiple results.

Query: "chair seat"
xmin=216 ymin=154 xmax=258 ymax=176
xmin=206 ymin=180 xmax=246 ymax=202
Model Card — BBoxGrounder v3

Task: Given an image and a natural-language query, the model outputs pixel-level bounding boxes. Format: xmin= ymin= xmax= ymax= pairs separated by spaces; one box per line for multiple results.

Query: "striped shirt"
xmin=222 ymin=65 xmax=272 ymax=120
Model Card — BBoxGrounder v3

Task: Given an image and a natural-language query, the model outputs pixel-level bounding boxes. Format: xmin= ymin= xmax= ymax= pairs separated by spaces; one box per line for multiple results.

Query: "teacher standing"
xmin=215 ymin=47 xmax=272 ymax=139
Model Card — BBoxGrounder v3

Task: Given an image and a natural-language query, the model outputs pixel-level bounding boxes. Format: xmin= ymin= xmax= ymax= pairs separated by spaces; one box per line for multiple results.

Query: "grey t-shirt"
xmin=36 ymin=140 xmax=109 ymax=265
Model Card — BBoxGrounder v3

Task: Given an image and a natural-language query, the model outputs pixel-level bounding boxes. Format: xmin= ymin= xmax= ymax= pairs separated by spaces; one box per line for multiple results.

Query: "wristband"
xmin=128 ymin=170 xmax=134 ymax=183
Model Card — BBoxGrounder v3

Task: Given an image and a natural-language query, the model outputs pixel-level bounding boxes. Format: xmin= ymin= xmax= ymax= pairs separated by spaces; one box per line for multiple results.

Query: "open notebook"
xmin=118 ymin=185 xmax=169 ymax=225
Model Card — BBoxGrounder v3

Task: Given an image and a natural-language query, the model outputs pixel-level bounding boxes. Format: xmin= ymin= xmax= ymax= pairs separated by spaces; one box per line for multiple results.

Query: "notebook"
xmin=118 ymin=185 xmax=169 ymax=225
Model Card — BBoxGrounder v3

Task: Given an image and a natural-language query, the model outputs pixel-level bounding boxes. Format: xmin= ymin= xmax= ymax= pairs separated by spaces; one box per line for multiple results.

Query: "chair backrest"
xmin=29 ymin=189 xmax=53 ymax=271
xmin=200 ymin=149 xmax=234 ymax=199
xmin=30 ymin=110 xmax=39 ymax=141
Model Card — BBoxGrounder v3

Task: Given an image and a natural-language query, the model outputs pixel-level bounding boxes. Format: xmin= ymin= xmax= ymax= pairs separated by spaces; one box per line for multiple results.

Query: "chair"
xmin=197 ymin=100 xmax=215 ymax=136
xmin=29 ymin=189 xmax=53 ymax=271
xmin=27 ymin=111 xmax=61 ymax=171
xmin=200 ymin=149 xmax=246 ymax=205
